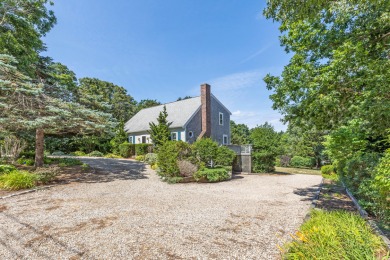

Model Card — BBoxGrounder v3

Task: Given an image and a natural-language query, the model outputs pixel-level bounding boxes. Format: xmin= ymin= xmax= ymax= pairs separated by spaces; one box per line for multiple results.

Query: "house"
xmin=124 ymin=84 xmax=231 ymax=145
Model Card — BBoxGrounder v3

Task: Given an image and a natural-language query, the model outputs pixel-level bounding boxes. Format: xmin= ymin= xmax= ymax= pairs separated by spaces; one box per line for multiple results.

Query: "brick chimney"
xmin=199 ymin=83 xmax=211 ymax=139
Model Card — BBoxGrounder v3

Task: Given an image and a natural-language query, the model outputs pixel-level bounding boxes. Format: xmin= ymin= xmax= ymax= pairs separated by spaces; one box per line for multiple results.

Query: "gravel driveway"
xmin=0 ymin=158 xmax=322 ymax=259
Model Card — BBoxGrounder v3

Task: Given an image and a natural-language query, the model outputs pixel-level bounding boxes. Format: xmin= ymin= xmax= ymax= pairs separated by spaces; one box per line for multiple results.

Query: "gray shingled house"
xmin=124 ymin=84 xmax=231 ymax=145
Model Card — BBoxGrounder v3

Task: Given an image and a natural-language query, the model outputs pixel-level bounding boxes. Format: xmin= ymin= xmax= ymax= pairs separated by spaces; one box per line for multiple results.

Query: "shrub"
xmin=17 ymin=158 xmax=35 ymax=166
xmin=81 ymin=163 xmax=90 ymax=170
xmin=88 ymin=151 xmax=104 ymax=157
xmin=165 ymin=176 xmax=184 ymax=184
xmin=192 ymin=138 xmax=218 ymax=166
xmin=0 ymin=164 xmax=16 ymax=174
xmin=355 ymin=150 xmax=390 ymax=223
xmin=194 ymin=167 xmax=230 ymax=182
xmin=19 ymin=151 xmax=35 ymax=159
xmin=279 ymin=155 xmax=291 ymax=167
xmin=157 ymin=141 xmax=180 ymax=177
xmin=144 ymin=153 xmax=157 ymax=165
xmin=252 ymin=151 xmax=275 ymax=173
xmin=135 ymin=155 xmax=145 ymax=161
xmin=51 ymin=151 xmax=66 ymax=156
xmin=321 ymin=165 xmax=335 ymax=175
xmin=0 ymin=171 xmax=38 ymax=190
xmin=56 ymin=158 xmax=83 ymax=167
xmin=104 ymin=153 xmax=122 ymax=159
xmin=151 ymin=163 xmax=158 ymax=170
xmin=215 ymin=146 xmax=236 ymax=166
xmin=135 ymin=144 xmax=151 ymax=155
xmin=177 ymin=160 xmax=198 ymax=177
xmin=34 ymin=167 xmax=59 ymax=184
xmin=73 ymin=151 xmax=86 ymax=156
xmin=290 ymin=156 xmax=314 ymax=168
xmin=118 ymin=142 xmax=135 ymax=158
xmin=283 ymin=210 xmax=388 ymax=259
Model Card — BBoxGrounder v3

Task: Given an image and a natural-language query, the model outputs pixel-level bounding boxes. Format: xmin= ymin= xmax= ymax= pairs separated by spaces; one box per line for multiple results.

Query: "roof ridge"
xmin=139 ymin=96 xmax=200 ymax=111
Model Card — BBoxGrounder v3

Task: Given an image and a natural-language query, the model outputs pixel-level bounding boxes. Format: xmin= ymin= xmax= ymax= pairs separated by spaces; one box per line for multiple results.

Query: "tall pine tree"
xmin=148 ymin=106 xmax=172 ymax=147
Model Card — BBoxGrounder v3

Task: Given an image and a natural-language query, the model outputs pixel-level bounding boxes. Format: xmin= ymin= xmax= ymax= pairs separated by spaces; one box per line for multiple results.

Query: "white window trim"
xmin=171 ymin=132 xmax=177 ymax=141
xmin=219 ymin=112 xmax=224 ymax=126
xmin=223 ymin=134 xmax=228 ymax=145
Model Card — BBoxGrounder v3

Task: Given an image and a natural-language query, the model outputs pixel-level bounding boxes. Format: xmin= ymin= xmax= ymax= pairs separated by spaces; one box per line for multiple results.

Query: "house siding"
xmin=184 ymin=109 xmax=202 ymax=144
xmin=129 ymin=128 xmax=185 ymax=144
xmin=210 ymin=95 xmax=231 ymax=145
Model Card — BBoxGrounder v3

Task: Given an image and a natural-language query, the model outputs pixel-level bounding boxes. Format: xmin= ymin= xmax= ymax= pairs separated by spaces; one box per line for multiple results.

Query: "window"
xmin=223 ymin=135 xmax=228 ymax=145
xmin=171 ymin=132 xmax=177 ymax=141
xmin=219 ymin=112 xmax=224 ymax=125
xmin=188 ymin=131 xmax=194 ymax=138
xmin=142 ymin=136 xmax=147 ymax=144
xmin=129 ymin=136 xmax=133 ymax=144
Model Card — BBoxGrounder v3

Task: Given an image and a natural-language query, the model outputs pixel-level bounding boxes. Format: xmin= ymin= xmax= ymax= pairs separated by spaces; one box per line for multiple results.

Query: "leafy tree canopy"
xmin=78 ymin=77 xmax=137 ymax=122
xmin=230 ymin=120 xmax=251 ymax=145
xmin=136 ymin=99 xmax=161 ymax=112
xmin=0 ymin=0 xmax=56 ymax=76
xmin=263 ymin=0 xmax=390 ymax=136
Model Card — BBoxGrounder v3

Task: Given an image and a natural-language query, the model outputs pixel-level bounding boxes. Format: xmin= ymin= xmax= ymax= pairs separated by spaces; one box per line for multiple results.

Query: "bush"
xmin=290 ymin=156 xmax=314 ymax=168
xmin=17 ymin=158 xmax=35 ymax=166
xmin=0 ymin=171 xmax=38 ymax=190
xmin=279 ymin=155 xmax=291 ymax=167
xmin=19 ymin=151 xmax=35 ymax=159
xmin=135 ymin=144 xmax=151 ymax=156
xmin=104 ymin=153 xmax=122 ymax=159
xmin=157 ymin=141 xmax=180 ymax=177
xmin=321 ymin=165 xmax=335 ymax=175
xmin=194 ymin=167 xmax=230 ymax=182
xmin=252 ymin=151 xmax=275 ymax=173
xmin=0 ymin=164 xmax=16 ymax=174
xmin=73 ymin=151 xmax=86 ymax=156
xmin=135 ymin=155 xmax=145 ymax=161
xmin=283 ymin=210 xmax=388 ymax=259
xmin=215 ymin=146 xmax=236 ymax=166
xmin=177 ymin=160 xmax=198 ymax=177
xmin=151 ymin=163 xmax=158 ymax=170
xmin=81 ymin=163 xmax=90 ymax=170
xmin=118 ymin=142 xmax=135 ymax=158
xmin=192 ymin=138 xmax=218 ymax=166
xmin=144 ymin=153 xmax=157 ymax=165
xmin=34 ymin=167 xmax=59 ymax=184
xmin=88 ymin=151 xmax=104 ymax=157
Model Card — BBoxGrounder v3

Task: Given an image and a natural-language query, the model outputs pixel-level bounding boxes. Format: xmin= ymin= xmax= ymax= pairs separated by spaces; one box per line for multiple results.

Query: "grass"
xmin=0 ymin=170 xmax=38 ymax=190
xmin=282 ymin=210 xmax=389 ymax=259
xmin=275 ymin=166 xmax=321 ymax=176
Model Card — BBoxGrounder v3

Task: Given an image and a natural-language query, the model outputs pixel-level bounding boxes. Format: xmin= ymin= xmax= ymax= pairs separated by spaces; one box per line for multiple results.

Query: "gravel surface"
xmin=0 ymin=158 xmax=322 ymax=259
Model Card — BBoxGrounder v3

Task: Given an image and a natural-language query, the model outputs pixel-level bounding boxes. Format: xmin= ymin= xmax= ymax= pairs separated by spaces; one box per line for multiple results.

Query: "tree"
xmin=250 ymin=122 xmax=281 ymax=172
xmin=136 ymin=99 xmax=161 ymax=112
xmin=230 ymin=120 xmax=251 ymax=145
xmin=0 ymin=0 xmax=56 ymax=77
xmin=78 ymin=77 xmax=137 ymax=122
xmin=0 ymin=55 xmax=115 ymax=166
xmin=148 ymin=106 xmax=172 ymax=147
xmin=177 ymin=96 xmax=192 ymax=101
xmin=263 ymin=0 xmax=390 ymax=136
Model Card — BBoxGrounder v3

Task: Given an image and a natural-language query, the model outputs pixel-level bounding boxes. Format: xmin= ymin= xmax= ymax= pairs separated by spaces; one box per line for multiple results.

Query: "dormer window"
xmin=219 ymin=112 xmax=224 ymax=125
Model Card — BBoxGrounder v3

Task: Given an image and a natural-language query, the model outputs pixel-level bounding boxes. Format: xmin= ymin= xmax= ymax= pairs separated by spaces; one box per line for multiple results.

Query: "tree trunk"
xmin=35 ymin=128 xmax=45 ymax=167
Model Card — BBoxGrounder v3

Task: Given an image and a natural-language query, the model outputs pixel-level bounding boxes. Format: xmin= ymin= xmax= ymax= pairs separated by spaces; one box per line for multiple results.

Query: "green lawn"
xmin=275 ymin=166 xmax=321 ymax=176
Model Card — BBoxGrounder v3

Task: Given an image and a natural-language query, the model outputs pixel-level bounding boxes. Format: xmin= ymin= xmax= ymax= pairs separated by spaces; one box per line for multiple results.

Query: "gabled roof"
xmin=124 ymin=97 xmax=201 ymax=133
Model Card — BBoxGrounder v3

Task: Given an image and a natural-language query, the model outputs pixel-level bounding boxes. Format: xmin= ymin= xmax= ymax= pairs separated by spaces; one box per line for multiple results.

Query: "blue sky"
xmin=43 ymin=0 xmax=291 ymax=131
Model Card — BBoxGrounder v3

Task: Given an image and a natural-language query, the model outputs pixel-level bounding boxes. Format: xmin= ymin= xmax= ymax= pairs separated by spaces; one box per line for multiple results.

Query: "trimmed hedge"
xmin=135 ymin=144 xmax=152 ymax=155
xmin=118 ymin=143 xmax=135 ymax=158
xmin=194 ymin=167 xmax=230 ymax=182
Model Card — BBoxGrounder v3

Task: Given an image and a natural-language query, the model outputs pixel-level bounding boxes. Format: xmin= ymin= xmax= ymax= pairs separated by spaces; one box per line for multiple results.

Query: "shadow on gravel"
xmin=293 ymin=184 xmax=321 ymax=201
xmin=0 ymin=211 xmax=85 ymax=258
xmin=63 ymin=158 xmax=148 ymax=184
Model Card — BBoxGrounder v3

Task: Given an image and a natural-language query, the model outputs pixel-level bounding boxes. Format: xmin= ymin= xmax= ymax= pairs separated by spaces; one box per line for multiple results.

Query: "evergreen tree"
xmin=0 ymin=55 xmax=115 ymax=166
xmin=148 ymin=106 xmax=172 ymax=147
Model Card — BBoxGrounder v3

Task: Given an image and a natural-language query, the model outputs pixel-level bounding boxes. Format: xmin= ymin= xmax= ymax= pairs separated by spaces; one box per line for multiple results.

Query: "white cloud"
xmin=239 ymin=44 xmax=271 ymax=64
